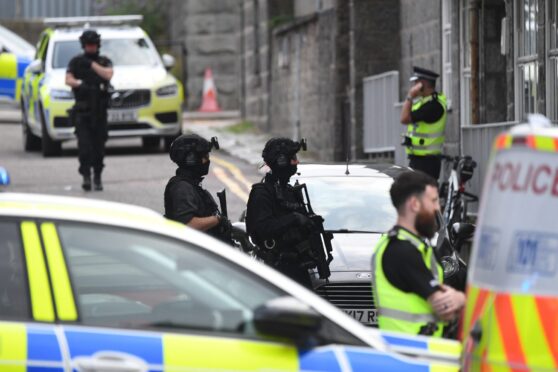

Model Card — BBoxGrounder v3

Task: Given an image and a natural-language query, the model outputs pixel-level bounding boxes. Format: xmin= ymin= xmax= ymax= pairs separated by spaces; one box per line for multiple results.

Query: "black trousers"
xmin=276 ymin=261 xmax=313 ymax=289
xmin=408 ymin=155 xmax=441 ymax=180
xmin=75 ymin=112 xmax=108 ymax=176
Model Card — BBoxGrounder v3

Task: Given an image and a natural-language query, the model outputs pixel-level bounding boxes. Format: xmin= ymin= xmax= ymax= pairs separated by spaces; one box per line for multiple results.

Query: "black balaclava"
xmin=170 ymin=135 xmax=214 ymax=178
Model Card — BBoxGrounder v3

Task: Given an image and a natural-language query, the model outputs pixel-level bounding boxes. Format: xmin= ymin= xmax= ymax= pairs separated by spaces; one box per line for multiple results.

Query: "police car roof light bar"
xmin=44 ymin=15 xmax=143 ymax=28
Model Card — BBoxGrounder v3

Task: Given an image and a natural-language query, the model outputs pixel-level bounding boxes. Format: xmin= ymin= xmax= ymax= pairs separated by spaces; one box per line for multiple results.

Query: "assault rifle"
xmin=293 ymin=182 xmax=334 ymax=280
xmin=216 ymin=189 xmax=234 ymax=246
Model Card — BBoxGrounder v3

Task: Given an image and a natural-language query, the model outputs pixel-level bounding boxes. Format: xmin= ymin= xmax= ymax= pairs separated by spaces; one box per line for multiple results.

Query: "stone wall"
xmin=169 ymin=0 xmax=242 ymax=111
xmin=269 ymin=10 xmax=337 ymax=161
xmin=351 ymin=0 xmax=401 ymax=159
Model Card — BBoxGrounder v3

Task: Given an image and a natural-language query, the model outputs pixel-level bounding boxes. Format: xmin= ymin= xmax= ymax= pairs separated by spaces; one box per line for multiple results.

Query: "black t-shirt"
xmin=67 ymin=53 xmax=112 ymax=103
xmin=410 ymin=95 xmax=445 ymax=124
xmin=381 ymin=226 xmax=441 ymax=299
xmin=246 ymin=173 xmax=304 ymax=247
xmin=164 ymin=168 xmax=219 ymax=225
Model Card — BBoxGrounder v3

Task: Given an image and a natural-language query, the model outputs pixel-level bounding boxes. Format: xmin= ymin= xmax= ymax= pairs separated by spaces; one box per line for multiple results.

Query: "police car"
xmin=0 ymin=192 xmax=460 ymax=371
xmin=20 ymin=15 xmax=183 ymax=157
xmin=0 ymin=25 xmax=34 ymax=103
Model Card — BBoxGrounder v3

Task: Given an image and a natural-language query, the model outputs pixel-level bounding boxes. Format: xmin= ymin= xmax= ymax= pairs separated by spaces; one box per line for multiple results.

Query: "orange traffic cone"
xmin=198 ymin=68 xmax=221 ymax=112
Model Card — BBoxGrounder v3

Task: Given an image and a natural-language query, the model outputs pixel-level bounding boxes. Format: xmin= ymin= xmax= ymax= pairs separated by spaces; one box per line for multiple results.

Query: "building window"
xmin=442 ymin=0 xmax=453 ymax=108
xmin=548 ymin=0 xmax=558 ymax=121
xmin=460 ymin=0 xmax=472 ymax=126
xmin=516 ymin=0 xmax=539 ymax=119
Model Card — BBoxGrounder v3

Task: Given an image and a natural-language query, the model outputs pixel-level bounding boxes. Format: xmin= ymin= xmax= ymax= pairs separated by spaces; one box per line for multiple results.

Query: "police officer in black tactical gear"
xmin=65 ymin=30 xmax=113 ymax=191
xmin=164 ymin=134 xmax=232 ymax=242
xmin=246 ymin=138 xmax=315 ymax=288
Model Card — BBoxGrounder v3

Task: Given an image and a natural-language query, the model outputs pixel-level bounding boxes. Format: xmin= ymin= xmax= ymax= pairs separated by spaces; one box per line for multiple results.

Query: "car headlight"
xmin=156 ymin=84 xmax=178 ymax=97
xmin=50 ymin=89 xmax=74 ymax=100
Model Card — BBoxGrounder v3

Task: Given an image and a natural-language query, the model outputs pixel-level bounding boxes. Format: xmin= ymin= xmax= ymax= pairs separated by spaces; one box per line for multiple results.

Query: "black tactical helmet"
xmin=262 ymin=137 xmax=307 ymax=168
xmin=169 ymin=134 xmax=219 ymax=166
xmin=79 ymin=30 xmax=101 ymax=47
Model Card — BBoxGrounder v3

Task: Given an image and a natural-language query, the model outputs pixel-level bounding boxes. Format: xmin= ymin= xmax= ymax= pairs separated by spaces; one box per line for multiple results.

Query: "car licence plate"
xmin=108 ymin=109 xmax=138 ymax=123
xmin=343 ymin=309 xmax=377 ymax=325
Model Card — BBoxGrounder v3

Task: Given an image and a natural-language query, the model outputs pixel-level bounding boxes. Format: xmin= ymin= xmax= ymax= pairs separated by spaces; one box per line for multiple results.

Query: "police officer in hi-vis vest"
xmin=400 ymin=67 xmax=447 ymax=180
xmin=372 ymin=171 xmax=465 ymax=337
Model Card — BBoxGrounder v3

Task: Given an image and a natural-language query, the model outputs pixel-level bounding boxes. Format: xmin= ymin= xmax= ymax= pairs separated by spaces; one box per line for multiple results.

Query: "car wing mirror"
xmin=254 ymin=296 xmax=322 ymax=343
xmin=26 ymin=59 xmax=43 ymax=75
xmin=162 ymin=54 xmax=175 ymax=70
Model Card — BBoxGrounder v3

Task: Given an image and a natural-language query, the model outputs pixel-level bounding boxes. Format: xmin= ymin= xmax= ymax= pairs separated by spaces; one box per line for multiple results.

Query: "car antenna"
xmin=345 ymin=152 xmax=350 ymax=175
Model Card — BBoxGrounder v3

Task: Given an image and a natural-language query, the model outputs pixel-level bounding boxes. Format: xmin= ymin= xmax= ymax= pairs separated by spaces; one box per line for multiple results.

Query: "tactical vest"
xmin=372 ymin=227 xmax=445 ymax=336
xmin=406 ymin=93 xmax=447 ymax=156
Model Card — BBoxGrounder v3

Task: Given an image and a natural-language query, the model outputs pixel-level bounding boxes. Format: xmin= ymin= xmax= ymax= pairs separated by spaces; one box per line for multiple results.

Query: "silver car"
xmin=290 ymin=163 xmax=409 ymax=327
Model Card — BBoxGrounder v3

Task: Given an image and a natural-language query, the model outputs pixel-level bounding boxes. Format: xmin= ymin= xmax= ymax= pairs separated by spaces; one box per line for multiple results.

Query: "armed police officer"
xmin=372 ymin=171 xmax=465 ymax=337
xmin=400 ymin=67 xmax=447 ymax=180
xmin=66 ymin=30 xmax=113 ymax=191
xmin=246 ymin=138 xmax=321 ymax=289
xmin=164 ymin=134 xmax=232 ymax=242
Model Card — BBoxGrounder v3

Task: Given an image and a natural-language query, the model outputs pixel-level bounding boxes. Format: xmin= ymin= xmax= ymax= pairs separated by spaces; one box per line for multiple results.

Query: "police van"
xmin=20 ymin=16 xmax=183 ymax=157
xmin=461 ymin=115 xmax=558 ymax=370
xmin=0 ymin=25 xmax=34 ymax=103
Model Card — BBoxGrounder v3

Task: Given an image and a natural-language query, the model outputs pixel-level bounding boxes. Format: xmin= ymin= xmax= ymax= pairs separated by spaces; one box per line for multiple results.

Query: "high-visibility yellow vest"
xmin=406 ymin=93 xmax=447 ymax=156
xmin=372 ymin=227 xmax=445 ymax=336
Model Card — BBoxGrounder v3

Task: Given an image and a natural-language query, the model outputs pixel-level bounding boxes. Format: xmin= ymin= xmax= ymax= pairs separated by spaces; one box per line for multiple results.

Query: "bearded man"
xmin=371 ymin=170 xmax=466 ymax=337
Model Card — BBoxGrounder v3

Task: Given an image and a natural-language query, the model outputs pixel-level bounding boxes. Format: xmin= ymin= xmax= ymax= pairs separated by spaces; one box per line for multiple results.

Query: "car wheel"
xmin=21 ymin=100 xmax=41 ymax=152
xmin=40 ymin=105 xmax=62 ymax=157
xmin=142 ymin=136 xmax=161 ymax=152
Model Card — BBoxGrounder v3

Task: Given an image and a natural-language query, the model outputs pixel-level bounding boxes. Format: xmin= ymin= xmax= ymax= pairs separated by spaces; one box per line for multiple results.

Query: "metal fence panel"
xmin=0 ymin=0 xmax=92 ymax=19
xmin=461 ymin=122 xmax=517 ymax=212
xmin=363 ymin=71 xmax=400 ymax=154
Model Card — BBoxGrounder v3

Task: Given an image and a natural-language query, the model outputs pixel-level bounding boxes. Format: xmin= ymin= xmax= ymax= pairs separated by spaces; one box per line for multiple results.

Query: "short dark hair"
xmin=390 ymin=171 xmax=438 ymax=212
xmin=422 ymin=78 xmax=436 ymax=89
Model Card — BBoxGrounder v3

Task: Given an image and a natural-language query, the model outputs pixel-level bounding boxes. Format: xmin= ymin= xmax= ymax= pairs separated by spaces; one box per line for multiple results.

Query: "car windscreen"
xmin=52 ymin=38 xmax=160 ymax=69
xmin=297 ymin=176 xmax=397 ymax=233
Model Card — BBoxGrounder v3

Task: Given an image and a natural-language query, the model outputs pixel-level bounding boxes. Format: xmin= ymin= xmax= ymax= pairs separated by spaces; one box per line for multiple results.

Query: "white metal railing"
xmin=461 ymin=121 xmax=518 ymax=212
xmin=363 ymin=71 xmax=401 ymax=155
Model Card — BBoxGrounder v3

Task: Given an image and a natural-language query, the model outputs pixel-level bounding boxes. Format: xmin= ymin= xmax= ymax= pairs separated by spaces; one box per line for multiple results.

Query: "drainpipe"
xmin=470 ymin=0 xmax=480 ymax=124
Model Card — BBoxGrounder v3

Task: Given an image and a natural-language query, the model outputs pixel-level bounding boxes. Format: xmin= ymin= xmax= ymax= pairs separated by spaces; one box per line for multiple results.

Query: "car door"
xmin=43 ymin=220 xmax=458 ymax=371
xmin=0 ymin=219 xmax=65 ymax=371
xmin=26 ymin=31 xmax=50 ymax=130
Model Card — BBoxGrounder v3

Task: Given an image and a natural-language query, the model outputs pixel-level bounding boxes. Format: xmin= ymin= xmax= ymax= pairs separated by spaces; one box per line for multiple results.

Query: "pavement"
xmin=183 ymin=111 xmax=317 ymax=168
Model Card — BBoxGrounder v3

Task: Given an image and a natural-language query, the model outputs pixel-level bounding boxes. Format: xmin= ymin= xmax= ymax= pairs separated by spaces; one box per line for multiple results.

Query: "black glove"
xmin=292 ymin=212 xmax=315 ymax=232
xmin=217 ymin=214 xmax=232 ymax=235
xmin=80 ymin=58 xmax=93 ymax=70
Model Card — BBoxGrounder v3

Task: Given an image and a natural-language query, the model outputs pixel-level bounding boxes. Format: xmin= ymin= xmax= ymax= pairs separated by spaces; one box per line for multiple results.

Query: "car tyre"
xmin=142 ymin=136 xmax=161 ymax=152
xmin=21 ymin=100 xmax=41 ymax=152
xmin=40 ymin=105 xmax=62 ymax=157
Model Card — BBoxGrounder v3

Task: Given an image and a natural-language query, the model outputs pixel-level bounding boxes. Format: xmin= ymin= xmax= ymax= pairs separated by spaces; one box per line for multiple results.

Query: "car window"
xmin=57 ymin=223 xmax=287 ymax=336
xmin=297 ymin=177 xmax=397 ymax=233
xmin=0 ymin=221 xmax=31 ymax=320
xmin=52 ymin=38 xmax=159 ymax=69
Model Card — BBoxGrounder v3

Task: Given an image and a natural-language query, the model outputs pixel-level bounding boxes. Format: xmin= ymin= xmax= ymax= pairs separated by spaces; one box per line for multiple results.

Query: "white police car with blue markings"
xmin=0 ymin=192 xmax=460 ymax=371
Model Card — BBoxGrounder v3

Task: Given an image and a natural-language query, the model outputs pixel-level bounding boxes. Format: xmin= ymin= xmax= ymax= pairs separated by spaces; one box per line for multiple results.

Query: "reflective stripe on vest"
xmin=372 ymin=228 xmax=444 ymax=336
xmin=406 ymin=93 xmax=447 ymax=156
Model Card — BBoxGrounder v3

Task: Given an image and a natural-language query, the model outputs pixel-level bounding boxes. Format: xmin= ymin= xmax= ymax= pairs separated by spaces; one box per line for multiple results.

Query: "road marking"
xmin=211 ymin=155 xmax=254 ymax=192
xmin=212 ymin=166 xmax=249 ymax=202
